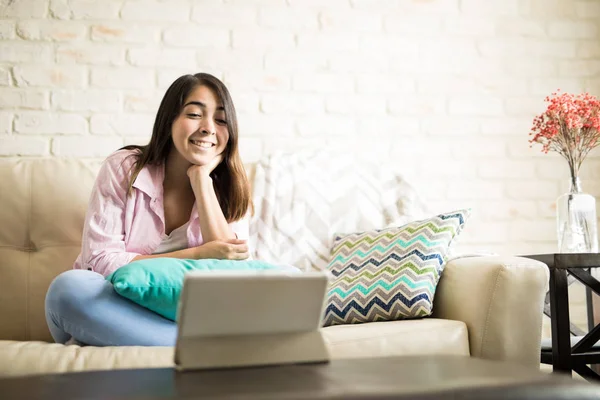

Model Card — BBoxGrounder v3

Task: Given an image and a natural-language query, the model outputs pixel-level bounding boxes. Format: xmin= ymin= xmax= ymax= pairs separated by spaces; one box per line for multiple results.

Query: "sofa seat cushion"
xmin=0 ymin=340 xmax=174 ymax=376
xmin=322 ymin=318 xmax=469 ymax=359
xmin=0 ymin=319 xmax=469 ymax=376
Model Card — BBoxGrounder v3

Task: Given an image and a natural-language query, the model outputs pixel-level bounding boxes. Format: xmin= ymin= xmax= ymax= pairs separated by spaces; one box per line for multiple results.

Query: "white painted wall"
xmin=1 ymin=0 xmax=600 ymax=257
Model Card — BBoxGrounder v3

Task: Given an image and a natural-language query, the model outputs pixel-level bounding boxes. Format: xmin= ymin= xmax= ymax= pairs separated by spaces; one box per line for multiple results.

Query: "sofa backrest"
xmin=0 ymin=158 xmax=256 ymax=342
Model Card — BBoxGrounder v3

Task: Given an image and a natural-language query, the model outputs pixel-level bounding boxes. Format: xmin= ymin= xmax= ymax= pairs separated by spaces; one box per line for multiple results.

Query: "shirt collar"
xmin=132 ymin=162 xmax=164 ymax=200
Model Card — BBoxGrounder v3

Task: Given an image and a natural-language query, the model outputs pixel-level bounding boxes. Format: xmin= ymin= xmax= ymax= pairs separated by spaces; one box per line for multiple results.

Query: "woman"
xmin=45 ymin=73 xmax=253 ymax=347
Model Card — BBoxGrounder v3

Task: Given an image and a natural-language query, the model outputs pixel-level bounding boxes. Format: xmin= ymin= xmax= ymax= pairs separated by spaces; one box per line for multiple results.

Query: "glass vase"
xmin=556 ymin=176 xmax=599 ymax=253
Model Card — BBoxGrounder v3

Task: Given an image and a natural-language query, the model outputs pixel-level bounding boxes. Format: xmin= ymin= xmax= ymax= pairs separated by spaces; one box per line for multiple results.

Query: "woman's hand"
xmin=187 ymin=153 xmax=223 ymax=182
xmin=193 ymin=238 xmax=249 ymax=260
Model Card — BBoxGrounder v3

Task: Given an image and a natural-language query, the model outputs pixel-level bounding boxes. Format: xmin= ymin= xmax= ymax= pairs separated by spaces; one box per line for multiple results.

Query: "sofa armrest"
xmin=432 ymin=256 xmax=549 ymax=369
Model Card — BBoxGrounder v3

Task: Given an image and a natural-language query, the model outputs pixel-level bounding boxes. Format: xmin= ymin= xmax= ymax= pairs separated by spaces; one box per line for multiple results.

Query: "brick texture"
xmin=0 ymin=0 xmax=599 ymax=257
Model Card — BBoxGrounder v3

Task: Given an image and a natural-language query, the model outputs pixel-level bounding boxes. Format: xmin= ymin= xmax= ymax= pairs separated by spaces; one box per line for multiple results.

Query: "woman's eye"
xmin=216 ymin=119 xmax=227 ymax=125
xmin=187 ymin=113 xmax=201 ymax=118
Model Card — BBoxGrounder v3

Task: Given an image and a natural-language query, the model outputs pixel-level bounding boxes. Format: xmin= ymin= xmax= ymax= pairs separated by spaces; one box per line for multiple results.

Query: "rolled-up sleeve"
xmin=78 ymin=153 xmax=141 ymax=277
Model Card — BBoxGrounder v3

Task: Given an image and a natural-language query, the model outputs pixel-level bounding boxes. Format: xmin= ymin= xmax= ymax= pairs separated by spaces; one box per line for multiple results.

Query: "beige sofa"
xmin=0 ymin=157 xmax=549 ymax=376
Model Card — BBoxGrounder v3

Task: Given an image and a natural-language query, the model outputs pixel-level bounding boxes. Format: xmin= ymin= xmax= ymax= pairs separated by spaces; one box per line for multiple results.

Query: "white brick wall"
xmin=14 ymin=111 xmax=87 ymax=134
xmin=1 ymin=0 xmax=600 ymax=259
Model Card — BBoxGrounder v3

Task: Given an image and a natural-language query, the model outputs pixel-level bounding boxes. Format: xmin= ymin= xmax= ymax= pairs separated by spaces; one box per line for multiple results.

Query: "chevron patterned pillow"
xmin=322 ymin=209 xmax=470 ymax=326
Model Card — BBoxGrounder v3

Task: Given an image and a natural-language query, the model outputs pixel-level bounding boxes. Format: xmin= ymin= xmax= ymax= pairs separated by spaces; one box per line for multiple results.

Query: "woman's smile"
xmin=189 ymin=139 xmax=216 ymax=150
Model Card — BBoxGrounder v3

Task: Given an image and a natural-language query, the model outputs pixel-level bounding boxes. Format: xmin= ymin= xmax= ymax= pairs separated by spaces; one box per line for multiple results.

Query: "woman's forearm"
xmin=131 ymin=246 xmax=198 ymax=262
xmin=192 ymin=176 xmax=235 ymax=242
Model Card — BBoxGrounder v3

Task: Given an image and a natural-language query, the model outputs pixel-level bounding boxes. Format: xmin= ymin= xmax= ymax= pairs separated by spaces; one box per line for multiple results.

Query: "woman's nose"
xmin=199 ymin=118 xmax=216 ymax=135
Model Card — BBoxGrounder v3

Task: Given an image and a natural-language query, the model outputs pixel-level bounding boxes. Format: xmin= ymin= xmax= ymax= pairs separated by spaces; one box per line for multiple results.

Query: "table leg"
xmin=586 ymin=269 xmax=595 ymax=332
xmin=586 ymin=268 xmax=600 ymax=374
xmin=549 ymin=267 xmax=572 ymax=375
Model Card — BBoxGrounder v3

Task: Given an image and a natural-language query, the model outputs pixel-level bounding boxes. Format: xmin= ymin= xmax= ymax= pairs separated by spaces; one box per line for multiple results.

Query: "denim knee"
xmin=45 ymin=269 xmax=103 ymax=315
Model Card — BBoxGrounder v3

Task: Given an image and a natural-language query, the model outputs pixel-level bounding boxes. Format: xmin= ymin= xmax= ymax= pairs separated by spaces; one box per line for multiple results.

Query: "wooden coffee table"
xmin=0 ymin=356 xmax=594 ymax=399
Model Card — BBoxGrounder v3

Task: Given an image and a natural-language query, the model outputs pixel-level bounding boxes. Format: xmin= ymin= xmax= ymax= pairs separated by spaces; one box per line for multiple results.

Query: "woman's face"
xmin=171 ymin=85 xmax=229 ymax=166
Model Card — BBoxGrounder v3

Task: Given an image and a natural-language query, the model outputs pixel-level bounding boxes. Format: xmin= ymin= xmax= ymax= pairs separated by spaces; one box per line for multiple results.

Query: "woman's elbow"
xmin=84 ymin=249 xmax=138 ymax=278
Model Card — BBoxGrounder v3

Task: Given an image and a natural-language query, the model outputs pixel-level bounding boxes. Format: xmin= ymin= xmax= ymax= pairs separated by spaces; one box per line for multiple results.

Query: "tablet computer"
xmin=175 ymin=269 xmax=332 ymax=370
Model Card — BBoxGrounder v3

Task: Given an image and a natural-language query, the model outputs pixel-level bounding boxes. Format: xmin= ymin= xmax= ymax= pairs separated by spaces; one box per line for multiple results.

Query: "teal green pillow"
xmin=106 ymin=258 xmax=283 ymax=321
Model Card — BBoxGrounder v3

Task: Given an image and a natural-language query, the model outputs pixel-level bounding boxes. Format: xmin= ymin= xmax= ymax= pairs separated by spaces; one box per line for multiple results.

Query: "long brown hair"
xmin=121 ymin=73 xmax=252 ymax=222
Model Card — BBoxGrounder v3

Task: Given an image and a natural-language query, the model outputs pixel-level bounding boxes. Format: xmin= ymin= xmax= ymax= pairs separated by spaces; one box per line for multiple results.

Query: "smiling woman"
xmin=120 ymin=73 xmax=251 ymax=245
xmin=43 ymin=73 xmax=255 ymax=347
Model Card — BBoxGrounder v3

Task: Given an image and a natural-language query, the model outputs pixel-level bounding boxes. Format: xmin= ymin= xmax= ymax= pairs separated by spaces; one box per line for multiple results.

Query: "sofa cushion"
xmin=0 ymin=319 xmax=468 ymax=376
xmin=323 ymin=209 xmax=470 ymax=326
xmin=0 ymin=340 xmax=174 ymax=376
xmin=0 ymin=158 xmax=102 ymax=342
xmin=322 ymin=319 xmax=469 ymax=360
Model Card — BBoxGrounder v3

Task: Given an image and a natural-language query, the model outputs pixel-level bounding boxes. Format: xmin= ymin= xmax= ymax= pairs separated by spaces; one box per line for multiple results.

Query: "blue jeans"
xmin=45 ymin=269 xmax=177 ymax=346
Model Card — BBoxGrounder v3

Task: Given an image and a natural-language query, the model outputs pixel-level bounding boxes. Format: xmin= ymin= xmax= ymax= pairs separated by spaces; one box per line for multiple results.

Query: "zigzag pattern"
xmin=331 ymin=249 xmax=445 ymax=277
xmin=323 ymin=209 xmax=470 ymax=326
xmin=333 ymin=265 xmax=437 ymax=289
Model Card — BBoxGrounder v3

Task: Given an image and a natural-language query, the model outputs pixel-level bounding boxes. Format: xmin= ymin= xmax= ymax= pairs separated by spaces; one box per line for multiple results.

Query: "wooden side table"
xmin=523 ymin=253 xmax=600 ymax=381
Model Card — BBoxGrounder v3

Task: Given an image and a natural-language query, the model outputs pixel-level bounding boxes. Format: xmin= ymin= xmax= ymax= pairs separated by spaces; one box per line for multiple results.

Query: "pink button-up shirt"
xmin=73 ymin=149 xmax=249 ymax=277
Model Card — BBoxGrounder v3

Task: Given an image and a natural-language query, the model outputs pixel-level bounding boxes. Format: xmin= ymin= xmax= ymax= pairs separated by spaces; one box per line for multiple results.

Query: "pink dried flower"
xmin=529 ymin=90 xmax=600 ymax=177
